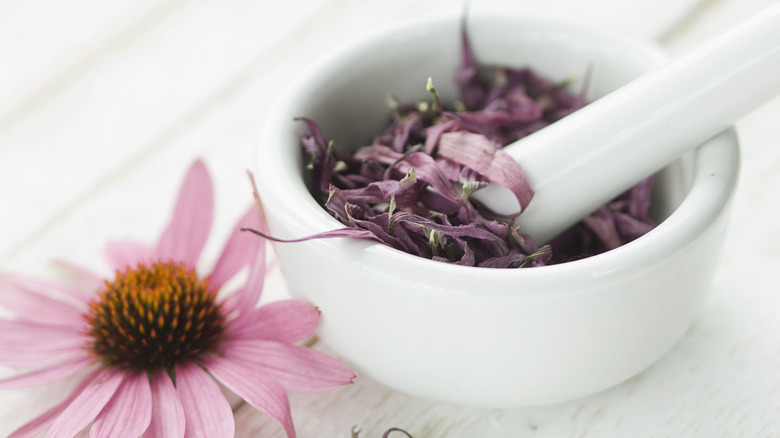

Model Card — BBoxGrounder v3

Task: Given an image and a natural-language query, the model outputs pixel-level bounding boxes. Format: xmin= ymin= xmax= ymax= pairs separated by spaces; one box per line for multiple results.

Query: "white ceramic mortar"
xmin=255 ymin=11 xmax=739 ymax=407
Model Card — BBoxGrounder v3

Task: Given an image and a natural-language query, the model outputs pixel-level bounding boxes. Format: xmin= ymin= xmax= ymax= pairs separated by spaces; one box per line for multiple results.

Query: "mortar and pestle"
xmin=254 ymin=6 xmax=779 ymax=407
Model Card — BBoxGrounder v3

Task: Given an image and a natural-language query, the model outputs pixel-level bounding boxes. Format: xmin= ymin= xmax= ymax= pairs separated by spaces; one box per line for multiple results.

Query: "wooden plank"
xmin=0 ymin=0 xmax=169 ymax=118
xmin=3 ymin=0 xmax=779 ymax=437
xmin=0 ymin=0 xmax=345 ymax=262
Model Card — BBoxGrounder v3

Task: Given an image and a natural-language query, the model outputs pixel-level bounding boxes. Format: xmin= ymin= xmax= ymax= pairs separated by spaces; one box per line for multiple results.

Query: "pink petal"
xmin=0 ymin=354 xmax=94 ymax=390
xmin=7 ymin=371 xmax=96 ymax=438
xmin=175 ymin=362 xmax=234 ymax=438
xmin=0 ymin=318 xmax=86 ymax=344
xmin=208 ymin=206 xmax=263 ymax=292
xmin=156 ymin=159 xmax=214 ymax=268
xmin=146 ymin=369 xmax=185 ymax=438
xmin=203 ymin=356 xmax=296 ymax=438
xmin=91 ymin=372 xmax=152 ymax=438
xmin=46 ymin=368 xmax=125 ymax=438
xmin=225 ymin=300 xmax=320 ymax=343
xmin=217 ymin=244 xmax=267 ymax=322
xmin=0 ymin=347 xmax=85 ymax=369
xmin=216 ymin=173 xmax=272 ymax=319
xmin=5 ymin=274 xmax=93 ymax=307
xmin=0 ymin=277 xmax=88 ymax=326
xmin=220 ymin=339 xmax=354 ymax=393
xmin=104 ymin=239 xmax=154 ymax=271
xmin=217 ymin=232 xmax=269 ymax=323
xmin=0 ymin=330 xmax=89 ymax=368
xmin=0 ymin=320 xmax=89 ymax=367
xmin=51 ymin=259 xmax=105 ymax=292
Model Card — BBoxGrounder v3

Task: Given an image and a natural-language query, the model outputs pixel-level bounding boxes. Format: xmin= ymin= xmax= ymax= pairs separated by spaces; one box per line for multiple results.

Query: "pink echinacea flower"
xmin=0 ymin=159 xmax=354 ymax=438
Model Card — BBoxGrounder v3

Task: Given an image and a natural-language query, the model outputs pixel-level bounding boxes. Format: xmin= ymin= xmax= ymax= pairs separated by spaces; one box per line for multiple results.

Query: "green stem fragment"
xmin=426 ymin=77 xmax=442 ymax=113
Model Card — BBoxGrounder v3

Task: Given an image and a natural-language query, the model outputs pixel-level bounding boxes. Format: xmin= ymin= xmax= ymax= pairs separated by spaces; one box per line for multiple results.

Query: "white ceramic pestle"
xmin=472 ymin=3 xmax=780 ymax=244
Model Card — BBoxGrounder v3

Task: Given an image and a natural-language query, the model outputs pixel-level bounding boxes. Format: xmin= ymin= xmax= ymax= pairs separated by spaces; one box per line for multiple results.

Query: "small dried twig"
xmin=351 ymin=426 xmax=414 ymax=438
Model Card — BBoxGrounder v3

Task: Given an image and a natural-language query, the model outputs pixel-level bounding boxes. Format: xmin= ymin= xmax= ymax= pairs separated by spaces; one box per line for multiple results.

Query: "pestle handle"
xmin=473 ymin=4 xmax=780 ymax=244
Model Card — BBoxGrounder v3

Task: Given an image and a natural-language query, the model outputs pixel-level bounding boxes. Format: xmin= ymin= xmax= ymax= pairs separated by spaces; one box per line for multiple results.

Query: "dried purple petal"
xmin=455 ymin=18 xmax=485 ymax=110
xmin=613 ymin=211 xmax=655 ymax=240
xmin=437 ymin=131 xmax=533 ymax=211
xmin=424 ymin=119 xmax=458 ymax=154
xmin=624 ymin=175 xmax=655 ymax=221
xmin=290 ymin=18 xmax=657 ymax=268
xmin=581 ymin=206 xmax=623 ymax=250
xmin=241 ymin=225 xmax=381 ymax=244
xmin=353 ymin=145 xmax=463 ymax=203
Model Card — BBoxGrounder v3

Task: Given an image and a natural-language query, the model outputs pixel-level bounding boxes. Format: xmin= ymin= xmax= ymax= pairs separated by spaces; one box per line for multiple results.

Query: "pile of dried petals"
xmin=299 ymin=25 xmax=656 ymax=268
xmin=0 ymin=160 xmax=354 ymax=438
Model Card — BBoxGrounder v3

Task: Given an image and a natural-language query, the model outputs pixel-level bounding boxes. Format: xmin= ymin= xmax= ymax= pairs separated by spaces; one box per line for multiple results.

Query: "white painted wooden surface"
xmin=2 ymin=0 xmax=780 ymax=436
